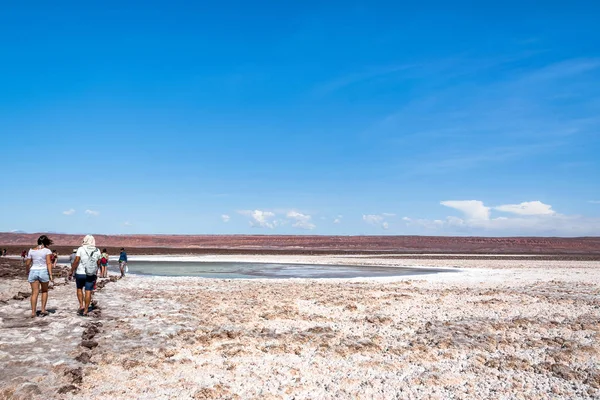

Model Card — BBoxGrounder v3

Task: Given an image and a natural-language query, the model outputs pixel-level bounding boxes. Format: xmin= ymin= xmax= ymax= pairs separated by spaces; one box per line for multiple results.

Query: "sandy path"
xmin=0 ymin=275 xmax=113 ymax=399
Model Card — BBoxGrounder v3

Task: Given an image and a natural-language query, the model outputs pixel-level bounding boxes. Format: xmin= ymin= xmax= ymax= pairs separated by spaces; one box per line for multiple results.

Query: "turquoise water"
xmin=117 ymin=261 xmax=454 ymax=279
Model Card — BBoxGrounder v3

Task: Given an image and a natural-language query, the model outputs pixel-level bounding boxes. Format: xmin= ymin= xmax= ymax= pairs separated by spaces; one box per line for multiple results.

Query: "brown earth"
xmin=1 ymin=233 xmax=599 ymax=255
xmin=0 ymin=258 xmax=71 ymax=281
xmin=0 ymin=258 xmax=23 ymax=279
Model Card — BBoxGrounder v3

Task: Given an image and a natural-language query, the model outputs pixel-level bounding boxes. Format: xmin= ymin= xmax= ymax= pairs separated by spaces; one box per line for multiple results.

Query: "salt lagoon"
xmin=121 ymin=260 xmax=454 ymax=279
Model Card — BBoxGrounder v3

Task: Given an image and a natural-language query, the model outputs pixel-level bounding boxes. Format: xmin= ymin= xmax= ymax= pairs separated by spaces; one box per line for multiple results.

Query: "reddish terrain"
xmin=0 ymin=232 xmax=599 ymax=255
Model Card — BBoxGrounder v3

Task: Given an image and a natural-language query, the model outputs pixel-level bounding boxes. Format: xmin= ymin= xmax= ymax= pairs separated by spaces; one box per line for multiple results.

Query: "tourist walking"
xmin=51 ymin=249 xmax=58 ymax=269
xmin=70 ymin=235 xmax=101 ymax=316
xmin=69 ymin=249 xmax=77 ymax=264
xmin=118 ymin=248 xmax=128 ymax=277
xmin=20 ymin=249 xmax=27 ymax=265
xmin=100 ymin=248 xmax=109 ymax=278
xmin=25 ymin=235 xmax=54 ymax=318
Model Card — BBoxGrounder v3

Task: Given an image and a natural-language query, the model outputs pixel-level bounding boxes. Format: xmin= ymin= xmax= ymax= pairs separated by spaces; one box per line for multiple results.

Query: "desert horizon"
xmin=1 ymin=232 xmax=599 ymax=255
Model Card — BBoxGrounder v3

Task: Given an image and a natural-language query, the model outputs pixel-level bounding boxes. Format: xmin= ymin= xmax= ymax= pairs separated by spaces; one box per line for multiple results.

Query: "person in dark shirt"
xmin=118 ymin=248 xmax=128 ymax=278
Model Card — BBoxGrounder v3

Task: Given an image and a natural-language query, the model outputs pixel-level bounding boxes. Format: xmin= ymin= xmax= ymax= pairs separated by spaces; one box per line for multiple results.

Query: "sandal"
xmin=39 ymin=311 xmax=49 ymax=317
xmin=77 ymin=308 xmax=84 ymax=316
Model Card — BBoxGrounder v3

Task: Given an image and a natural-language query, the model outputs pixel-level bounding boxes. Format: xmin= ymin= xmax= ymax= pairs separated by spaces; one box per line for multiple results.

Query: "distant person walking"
xmin=25 ymin=235 xmax=54 ymax=318
xmin=51 ymin=249 xmax=58 ymax=269
xmin=100 ymin=248 xmax=109 ymax=278
xmin=67 ymin=249 xmax=77 ymax=280
xmin=21 ymin=250 xmax=27 ymax=265
xmin=69 ymin=249 xmax=77 ymax=264
xmin=70 ymin=235 xmax=101 ymax=316
xmin=118 ymin=248 xmax=128 ymax=277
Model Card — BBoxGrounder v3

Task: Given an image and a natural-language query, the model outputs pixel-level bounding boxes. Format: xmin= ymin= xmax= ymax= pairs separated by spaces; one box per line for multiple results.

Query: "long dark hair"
xmin=37 ymin=235 xmax=53 ymax=247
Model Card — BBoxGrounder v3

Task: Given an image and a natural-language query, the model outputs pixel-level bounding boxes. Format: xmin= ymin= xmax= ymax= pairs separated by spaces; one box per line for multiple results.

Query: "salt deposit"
xmin=1 ymin=256 xmax=599 ymax=399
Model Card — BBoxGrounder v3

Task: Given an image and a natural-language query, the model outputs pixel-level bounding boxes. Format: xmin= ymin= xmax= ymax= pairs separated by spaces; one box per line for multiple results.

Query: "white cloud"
xmin=123 ymin=221 xmax=132 ymax=226
xmin=589 ymin=200 xmax=600 ymax=204
xmin=446 ymin=216 xmax=466 ymax=226
xmin=403 ymin=217 xmax=445 ymax=230
xmin=468 ymin=214 xmax=600 ymax=235
xmin=495 ymin=201 xmax=555 ymax=215
xmin=85 ymin=209 xmax=99 ymax=216
xmin=333 ymin=216 xmax=342 ymax=224
xmin=441 ymin=200 xmax=490 ymax=220
xmin=286 ymin=211 xmax=316 ymax=230
xmin=363 ymin=214 xmax=390 ymax=230
xmin=363 ymin=214 xmax=384 ymax=225
xmin=62 ymin=209 xmax=76 ymax=215
xmin=238 ymin=210 xmax=277 ymax=229
xmin=381 ymin=213 xmax=396 ymax=217
xmin=236 ymin=209 xmax=318 ymax=229
xmin=221 ymin=214 xmax=230 ymax=223
xmin=402 ymin=199 xmax=600 ymax=236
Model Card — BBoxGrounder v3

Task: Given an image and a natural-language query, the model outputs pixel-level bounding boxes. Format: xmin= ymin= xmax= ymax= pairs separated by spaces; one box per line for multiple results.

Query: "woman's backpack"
xmin=81 ymin=247 xmax=100 ymax=276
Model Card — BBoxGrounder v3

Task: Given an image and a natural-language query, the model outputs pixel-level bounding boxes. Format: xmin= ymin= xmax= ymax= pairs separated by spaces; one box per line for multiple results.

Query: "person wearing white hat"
xmin=69 ymin=249 xmax=77 ymax=264
xmin=69 ymin=235 xmax=101 ymax=316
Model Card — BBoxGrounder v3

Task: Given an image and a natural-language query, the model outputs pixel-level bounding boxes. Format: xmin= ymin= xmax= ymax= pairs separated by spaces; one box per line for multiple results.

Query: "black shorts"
xmin=75 ymin=274 xmax=96 ymax=290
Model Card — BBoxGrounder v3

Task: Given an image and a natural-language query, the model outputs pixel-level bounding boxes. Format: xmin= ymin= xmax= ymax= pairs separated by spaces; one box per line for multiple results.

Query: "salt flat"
xmin=1 ymin=256 xmax=599 ymax=399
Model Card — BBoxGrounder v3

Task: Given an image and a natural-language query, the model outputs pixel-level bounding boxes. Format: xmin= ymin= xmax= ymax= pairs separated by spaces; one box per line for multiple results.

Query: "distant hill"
xmin=0 ymin=232 xmax=599 ymax=254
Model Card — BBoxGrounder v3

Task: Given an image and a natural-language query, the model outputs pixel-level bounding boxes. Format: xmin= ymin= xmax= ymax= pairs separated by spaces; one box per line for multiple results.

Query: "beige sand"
xmin=1 ymin=256 xmax=599 ymax=399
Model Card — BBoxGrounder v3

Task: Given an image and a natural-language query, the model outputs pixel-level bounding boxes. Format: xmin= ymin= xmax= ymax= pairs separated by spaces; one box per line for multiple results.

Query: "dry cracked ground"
xmin=1 ymin=260 xmax=600 ymax=399
xmin=72 ymin=267 xmax=599 ymax=399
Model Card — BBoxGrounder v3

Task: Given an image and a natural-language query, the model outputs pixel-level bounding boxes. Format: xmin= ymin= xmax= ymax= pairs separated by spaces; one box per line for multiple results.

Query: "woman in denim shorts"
xmin=25 ymin=235 xmax=54 ymax=317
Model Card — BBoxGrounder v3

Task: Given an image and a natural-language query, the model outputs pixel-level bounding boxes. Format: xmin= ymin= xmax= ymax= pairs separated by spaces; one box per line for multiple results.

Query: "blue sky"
xmin=1 ymin=1 xmax=599 ymax=236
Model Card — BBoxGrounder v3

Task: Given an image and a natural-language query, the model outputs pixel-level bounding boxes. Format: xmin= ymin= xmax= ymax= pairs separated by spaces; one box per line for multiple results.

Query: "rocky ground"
xmin=0 ymin=258 xmax=118 ymax=399
xmin=1 ymin=256 xmax=599 ymax=399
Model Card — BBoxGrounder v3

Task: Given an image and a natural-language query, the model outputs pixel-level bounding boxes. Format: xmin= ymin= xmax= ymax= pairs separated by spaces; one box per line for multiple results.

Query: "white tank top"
xmin=28 ymin=247 xmax=52 ymax=271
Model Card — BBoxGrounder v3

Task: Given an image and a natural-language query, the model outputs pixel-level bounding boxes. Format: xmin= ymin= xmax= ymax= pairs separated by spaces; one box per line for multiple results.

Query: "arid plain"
xmin=0 ymin=234 xmax=599 ymax=399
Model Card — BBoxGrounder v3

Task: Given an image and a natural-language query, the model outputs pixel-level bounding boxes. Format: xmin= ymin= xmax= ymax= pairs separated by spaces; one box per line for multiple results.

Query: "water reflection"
xmin=115 ymin=261 xmax=455 ymax=279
